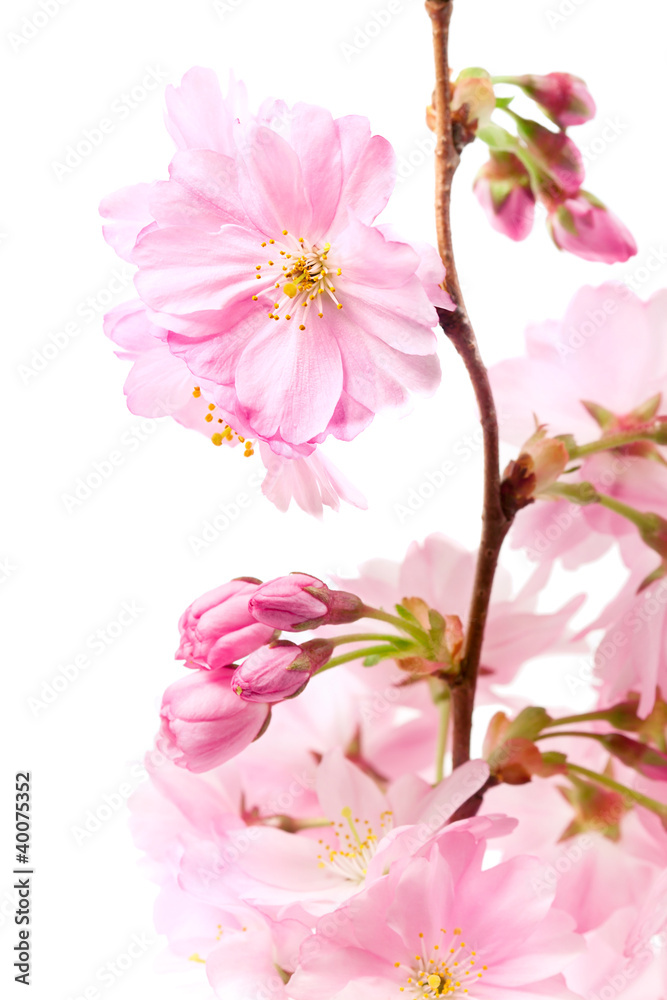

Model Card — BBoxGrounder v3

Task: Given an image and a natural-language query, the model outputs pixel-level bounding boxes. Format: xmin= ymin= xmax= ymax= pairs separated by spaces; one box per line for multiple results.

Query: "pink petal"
xmin=235 ymin=316 xmax=343 ymax=444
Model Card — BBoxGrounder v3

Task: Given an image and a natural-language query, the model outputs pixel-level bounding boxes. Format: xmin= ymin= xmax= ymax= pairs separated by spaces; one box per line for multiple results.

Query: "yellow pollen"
xmin=261 ymin=241 xmax=267 ymax=247
xmin=205 ymin=413 xmax=213 ymax=422
xmin=252 ymin=295 xmax=258 ymax=301
xmin=284 ymin=282 xmax=298 ymax=298
xmin=211 ymin=433 xmax=223 ymax=446
xmin=427 ymin=975 xmax=441 ymax=990
xmin=192 ymin=386 xmax=201 ymax=398
xmin=285 ymin=314 xmax=291 ymax=320
xmin=282 ymin=229 xmax=288 ymax=235
xmin=208 ymin=404 xmax=215 ymax=410
xmin=299 ymin=324 xmax=306 ymax=330
xmin=255 ymin=265 xmax=261 ymax=270
xmin=188 ymin=953 xmax=205 ymax=964
xmin=256 ymin=274 xmax=261 ymax=279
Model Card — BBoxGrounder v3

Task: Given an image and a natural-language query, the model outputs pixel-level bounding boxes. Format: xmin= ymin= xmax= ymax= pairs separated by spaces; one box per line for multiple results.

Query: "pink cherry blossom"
xmin=158 ymin=668 xmax=270 ymax=772
xmin=289 ymin=828 xmax=584 ymax=1000
xmin=176 ymin=579 xmax=276 ymax=670
xmin=102 ymin=67 xmax=452 ymax=457
xmin=547 ymin=192 xmax=637 ymax=263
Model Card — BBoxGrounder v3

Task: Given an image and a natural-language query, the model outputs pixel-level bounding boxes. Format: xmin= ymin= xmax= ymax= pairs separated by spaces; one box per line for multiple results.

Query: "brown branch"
xmin=426 ymin=0 xmax=514 ymax=805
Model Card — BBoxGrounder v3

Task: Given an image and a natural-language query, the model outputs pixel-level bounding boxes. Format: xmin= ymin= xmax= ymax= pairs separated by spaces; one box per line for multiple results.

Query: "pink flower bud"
xmin=451 ymin=71 xmax=495 ymax=133
xmin=232 ymin=639 xmax=334 ymax=704
xmin=515 ymin=117 xmax=584 ymax=196
xmin=157 ymin=668 xmax=270 ymax=773
xmin=547 ymin=192 xmax=637 ymax=263
xmin=514 ymin=73 xmax=596 ymax=129
xmin=248 ymin=573 xmax=364 ymax=631
xmin=176 ymin=578 xmax=276 ymax=670
xmin=474 ymin=152 xmax=536 ymax=241
xmin=501 ymin=426 xmax=570 ymax=512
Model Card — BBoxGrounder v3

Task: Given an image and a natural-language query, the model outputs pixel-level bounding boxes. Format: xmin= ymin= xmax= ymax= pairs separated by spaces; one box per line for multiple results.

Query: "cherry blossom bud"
xmin=547 ymin=191 xmax=637 ymax=263
xmin=512 ymin=73 xmax=596 ymax=129
xmin=592 ymin=733 xmax=667 ymax=782
xmin=501 ymin=426 xmax=570 ymax=511
xmin=515 ymin=116 xmax=584 ymax=195
xmin=232 ymin=639 xmax=334 ymax=704
xmin=176 ymin=578 xmax=276 ymax=670
xmin=451 ymin=68 xmax=495 ymax=134
xmin=248 ymin=573 xmax=364 ymax=632
xmin=473 ymin=151 xmax=535 ymax=241
xmin=157 ymin=668 xmax=270 ymax=773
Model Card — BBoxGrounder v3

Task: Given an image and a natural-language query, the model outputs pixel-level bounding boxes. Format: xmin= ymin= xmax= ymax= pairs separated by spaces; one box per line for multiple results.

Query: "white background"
xmin=2 ymin=0 xmax=666 ymax=997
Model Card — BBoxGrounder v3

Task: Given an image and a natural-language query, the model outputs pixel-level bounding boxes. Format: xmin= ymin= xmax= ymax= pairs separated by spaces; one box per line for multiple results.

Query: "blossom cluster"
xmin=98 ymin=37 xmax=667 ymax=1000
xmin=134 ymin=525 xmax=667 ymax=999
xmin=450 ymin=70 xmax=637 ymax=261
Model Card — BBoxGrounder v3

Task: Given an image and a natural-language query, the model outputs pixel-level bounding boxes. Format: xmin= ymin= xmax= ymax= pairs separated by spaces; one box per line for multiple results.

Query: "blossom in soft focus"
xmin=232 ymin=638 xmax=333 ymax=703
xmin=157 ymin=668 xmax=270 ymax=772
xmin=547 ymin=191 xmax=637 ymax=263
xmin=491 ymin=283 xmax=667 ymax=567
xmin=176 ymin=579 xmax=275 ymax=670
xmin=473 ymin=151 xmax=535 ymax=241
xmin=515 ymin=116 xmax=585 ymax=196
xmin=451 ymin=69 xmax=496 ymax=134
xmin=104 ymin=299 xmax=367 ymax=516
xmin=512 ymin=72 xmax=596 ymax=129
xmin=289 ymin=828 xmax=584 ymax=1000
xmin=248 ymin=573 xmax=364 ymax=631
xmin=102 ymin=67 xmax=452 ymax=460
xmin=335 ymin=534 xmax=583 ymax=697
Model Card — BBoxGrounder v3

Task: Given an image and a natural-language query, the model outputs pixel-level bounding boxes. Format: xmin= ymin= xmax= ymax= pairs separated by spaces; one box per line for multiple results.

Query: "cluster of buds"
xmin=444 ymin=68 xmax=637 ymax=263
xmin=157 ymin=574 xmax=468 ymax=772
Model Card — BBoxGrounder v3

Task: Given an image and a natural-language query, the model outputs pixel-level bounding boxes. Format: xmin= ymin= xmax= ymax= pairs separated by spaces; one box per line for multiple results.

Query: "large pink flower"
xmin=102 ymin=67 xmax=452 ymax=457
xmin=289 ymin=828 xmax=584 ymax=1000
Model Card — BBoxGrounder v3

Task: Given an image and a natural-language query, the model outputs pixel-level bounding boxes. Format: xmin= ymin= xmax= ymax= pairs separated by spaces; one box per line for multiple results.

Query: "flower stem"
xmin=426 ymin=0 xmax=514 ymax=790
xmin=362 ymin=605 xmax=428 ymax=644
xmin=318 ymin=645 xmax=404 ymax=672
xmin=434 ymin=692 xmax=451 ymax=784
xmin=566 ymin=762 xmax=667 ymax=819
xmin=328 ymin=632 xmax=405 ymax=647
xmin=569 ymin=429 xmax=660 ymax=458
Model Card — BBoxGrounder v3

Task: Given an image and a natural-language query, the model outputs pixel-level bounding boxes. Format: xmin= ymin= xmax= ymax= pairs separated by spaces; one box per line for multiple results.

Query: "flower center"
xmin=316 ymin=806 xmax=393 ymax=884
xmin=397 ymin=929 xmax=487 ymax=997
xmin=192 ymin=388 xmax=255 ymax=455
xmin=251 ymin=231 xmax=343 ymax=325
